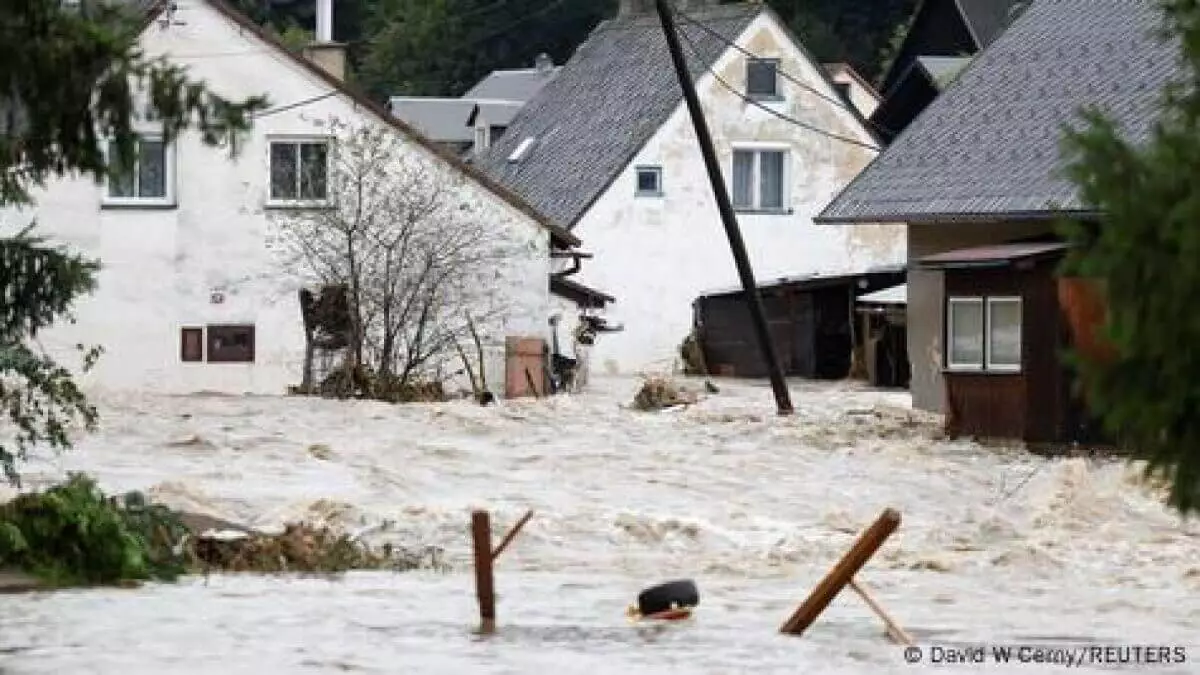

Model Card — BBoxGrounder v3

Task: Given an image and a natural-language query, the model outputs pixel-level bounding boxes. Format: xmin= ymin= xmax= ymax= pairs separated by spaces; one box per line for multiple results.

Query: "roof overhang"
xmin=550 ymin=277 xmax=615 ymax=308
xmin=917 ymin=241 xmax=1069 ymax=269
xmin=815 ymin=207 xmax=1101 ymax=226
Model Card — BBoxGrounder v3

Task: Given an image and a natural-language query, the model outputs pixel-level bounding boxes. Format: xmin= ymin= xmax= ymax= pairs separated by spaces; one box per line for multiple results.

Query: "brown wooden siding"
xmin=943 ymin=257 xmax=1065 ymax=442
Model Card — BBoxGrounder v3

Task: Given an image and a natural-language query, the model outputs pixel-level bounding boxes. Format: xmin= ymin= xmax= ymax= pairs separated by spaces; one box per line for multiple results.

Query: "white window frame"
xmin=266 ymin=136 xmax=332 ymax=208
xmin=730 ymin=145 xmax=790 ymax=213
xmin=634 ymin=165 xmax=663 ymax=197
xmin=102 ymin=134 xmax=175 ymax=207
xmin=946 ymin=296 xmax=985 ymax=371
xmin=746 ymin=57 xmax=781 ymax=100
xmin=985 ymin=296 xmax=1023 ymax=372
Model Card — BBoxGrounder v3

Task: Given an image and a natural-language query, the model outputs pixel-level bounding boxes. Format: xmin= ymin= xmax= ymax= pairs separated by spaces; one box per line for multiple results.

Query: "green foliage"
xmin=0 ymin=0 xmax=270 ymax=207
xmin=0 ymin=0 xmax=269 ymax=485
xmin=0 ymin=228 xmax=102 ymax=486
xmin=1057 ymin=0 xmax=1200 ymax=515
xmin=0 ymin=474 xmax=187 ymax=586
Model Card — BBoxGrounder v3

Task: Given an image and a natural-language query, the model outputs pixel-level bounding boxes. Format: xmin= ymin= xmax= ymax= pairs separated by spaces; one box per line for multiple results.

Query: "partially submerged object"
xmin=627 ymin=579 xmax=700 ymax=622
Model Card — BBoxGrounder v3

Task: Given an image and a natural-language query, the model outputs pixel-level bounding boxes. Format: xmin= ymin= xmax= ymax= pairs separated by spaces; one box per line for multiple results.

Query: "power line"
xmin=674 ymin=23 xmax=880 ymax=152
xmin=252 ymin=91 xmax=338 ymax=119
xmin=671 ymin=4 xmax=897 ymax=140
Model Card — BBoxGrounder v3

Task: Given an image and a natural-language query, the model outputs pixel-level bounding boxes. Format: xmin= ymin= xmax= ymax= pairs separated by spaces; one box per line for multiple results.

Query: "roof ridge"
xmin=139 ymin=0 xmax=578 ymax=246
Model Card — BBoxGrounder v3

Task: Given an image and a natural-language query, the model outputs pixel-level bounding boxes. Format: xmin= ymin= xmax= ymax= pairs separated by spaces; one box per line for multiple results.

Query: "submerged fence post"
xmin=471 ymin=509 xmax=535 ymax=634
xmin=780 ymin=508 xmax=901 ymax=636
xmin=471 ymin=510 xmax=497 ymax=634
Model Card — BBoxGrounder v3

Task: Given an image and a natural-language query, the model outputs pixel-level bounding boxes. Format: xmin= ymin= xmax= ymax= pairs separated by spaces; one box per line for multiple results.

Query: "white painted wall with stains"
xmin=0 ymin=0 xmax=552 ymax=396
xmin=569 ymin=13 xmax=907 ymax=375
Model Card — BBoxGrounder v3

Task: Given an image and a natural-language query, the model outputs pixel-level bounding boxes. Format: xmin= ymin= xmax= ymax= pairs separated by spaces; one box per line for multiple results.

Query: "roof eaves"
xmin=151 ymin=0 xmax=579 ymax=248
xmin=815 ymin=207 xmax=1103 ymax=225
xmin=951 ymin=0 xmax=987 ymax=50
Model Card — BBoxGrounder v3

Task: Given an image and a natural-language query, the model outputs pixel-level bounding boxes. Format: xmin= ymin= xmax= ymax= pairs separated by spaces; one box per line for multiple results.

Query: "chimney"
xmin=303 ymin=0 xmax=346 ymax=81
xmin=534 ymin=53 xmax=554 ymax=75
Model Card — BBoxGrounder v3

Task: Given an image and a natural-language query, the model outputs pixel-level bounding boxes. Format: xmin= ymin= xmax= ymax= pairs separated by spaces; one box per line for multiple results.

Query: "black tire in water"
xmin=637 ymin=579 xmax=700 ymax=616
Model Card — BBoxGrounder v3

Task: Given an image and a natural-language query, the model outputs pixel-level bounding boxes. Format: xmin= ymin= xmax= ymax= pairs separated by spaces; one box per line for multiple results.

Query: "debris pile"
xmin=631 ymin=376 xmax=700 ymax=411
xmin=184 ymin=522 xmax=442 ymax=574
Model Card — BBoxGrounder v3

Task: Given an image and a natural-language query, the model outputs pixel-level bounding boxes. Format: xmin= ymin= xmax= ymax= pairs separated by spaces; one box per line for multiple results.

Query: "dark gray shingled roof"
xmin=817 ymin=0 xmax=1182 ymax=224
xmin=472 ymin=4 xmax=764 ymax=229
xmin=956 ymin=0 xmax=1029 ymax=48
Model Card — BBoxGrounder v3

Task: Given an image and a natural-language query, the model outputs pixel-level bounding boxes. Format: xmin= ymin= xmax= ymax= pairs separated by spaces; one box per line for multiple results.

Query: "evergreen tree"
xmin=0 ymin=0 xmax=267 ymax=484
xmin=1058 ymin=0 xmax=1200 ymax=516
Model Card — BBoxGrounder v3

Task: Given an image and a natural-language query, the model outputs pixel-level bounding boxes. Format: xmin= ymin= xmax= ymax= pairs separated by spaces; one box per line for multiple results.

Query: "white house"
xmin=2 ymin=0 xmax=583 ymax=397
xmin=822 ymin=62 xmax=882 ymax=119
xmin=475 ymin=0 xmax=906 ymax=376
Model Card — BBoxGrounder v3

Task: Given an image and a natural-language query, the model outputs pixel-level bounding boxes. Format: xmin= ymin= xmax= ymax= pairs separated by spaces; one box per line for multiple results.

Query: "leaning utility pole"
xmin=653 ymin=0 xmax=794 ymax=416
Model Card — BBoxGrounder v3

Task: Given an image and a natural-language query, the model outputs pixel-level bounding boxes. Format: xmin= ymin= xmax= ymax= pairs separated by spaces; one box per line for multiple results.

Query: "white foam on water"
xmin=1 ymin=376 xmax=1196 ymax=673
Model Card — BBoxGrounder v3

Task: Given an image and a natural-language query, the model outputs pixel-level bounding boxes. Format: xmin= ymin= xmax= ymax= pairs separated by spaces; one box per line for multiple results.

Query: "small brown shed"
xmin=918 ymin=241 xmax=1103 ymax=444
xmin=692 ymin=267 xmax=906 ymax=380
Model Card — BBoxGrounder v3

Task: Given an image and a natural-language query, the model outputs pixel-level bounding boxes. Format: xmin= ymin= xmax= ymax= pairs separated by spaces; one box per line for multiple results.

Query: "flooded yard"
xmin=1 ymin=376 xmax=1197 ymax=673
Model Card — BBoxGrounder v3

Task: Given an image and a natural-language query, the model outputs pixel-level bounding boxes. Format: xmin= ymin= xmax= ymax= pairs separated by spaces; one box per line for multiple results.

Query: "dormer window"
xmin=747 ymin=58 xmax=780 ymax=99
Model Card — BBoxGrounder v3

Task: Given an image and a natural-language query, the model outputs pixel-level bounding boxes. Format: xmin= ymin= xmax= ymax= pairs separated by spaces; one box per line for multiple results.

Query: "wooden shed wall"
xmin=943 ymin=258 xmax=1066 ymax=442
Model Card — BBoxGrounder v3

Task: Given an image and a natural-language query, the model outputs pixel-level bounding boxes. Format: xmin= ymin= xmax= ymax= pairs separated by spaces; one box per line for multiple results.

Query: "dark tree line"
xmin=233 ymin=0 xmax=918 ymax=100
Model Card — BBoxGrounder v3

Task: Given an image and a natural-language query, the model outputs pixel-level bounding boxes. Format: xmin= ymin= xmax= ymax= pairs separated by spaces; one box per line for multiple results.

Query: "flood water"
xmin=1 ymin=377 xmax=1197 ymax=673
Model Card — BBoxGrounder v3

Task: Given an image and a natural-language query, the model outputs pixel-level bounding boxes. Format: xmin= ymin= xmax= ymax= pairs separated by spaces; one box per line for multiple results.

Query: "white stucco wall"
xmin=571 ymin=14 xmax=906 ymax=375
xmin=2 ymin=0 xmax=551 ymax=396
xmin=828 ymin=69 xmax=881 ymax=119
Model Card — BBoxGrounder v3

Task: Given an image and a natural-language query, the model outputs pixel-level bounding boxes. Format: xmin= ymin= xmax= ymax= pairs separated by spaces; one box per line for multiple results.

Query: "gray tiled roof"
xmin=957 ymin=0 xmax=1029 ymax=47
xmin=388 ymin=98 xmax=479 ymax=143
xmin=463 ymin=66 xmax=562 ymax=102
xmin=388 ymin=98 xmax=524 ymax=143
xmin=472 ymin=4 xmax=764 ymax=229
xmin=818 ymin=0 xmax=1182 ymax=224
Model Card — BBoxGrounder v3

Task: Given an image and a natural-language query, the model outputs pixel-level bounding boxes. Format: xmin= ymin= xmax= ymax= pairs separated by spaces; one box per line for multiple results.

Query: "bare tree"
xmin=276 ymin=118 xmax=533 ymax=397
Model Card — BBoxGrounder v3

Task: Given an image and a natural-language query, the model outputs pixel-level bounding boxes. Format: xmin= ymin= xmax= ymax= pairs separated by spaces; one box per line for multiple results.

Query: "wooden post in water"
xmin=471 ymin=510 xmax=497 ymax=634
xmin=471 ymin=509 xmax=535 ymax=634
xmin=780 ymin=508 xmax=901 ymax=636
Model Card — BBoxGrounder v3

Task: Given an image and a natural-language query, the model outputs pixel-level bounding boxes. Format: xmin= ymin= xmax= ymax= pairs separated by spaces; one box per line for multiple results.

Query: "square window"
xmin=747 ymin=59 xmax=780 ymax=98
xmin=732 ymin=149 xmax=788 ymax=212
xmin=947 ymin=297 xmax=984 ymax=369
xmin=987 ymin=297 xmax=1022 ymax=370
xmin=180 ymin=327 xmax=204 ymax=362
xmin=106 ymin=136 xmax=171 ymax=203
xmin=635 ymin=166 xmax=662 ymax=196
xmin=206 ymin=324 xmax=255 ymax=363
xmin=269 ymin=140 xmax=329 ymax=204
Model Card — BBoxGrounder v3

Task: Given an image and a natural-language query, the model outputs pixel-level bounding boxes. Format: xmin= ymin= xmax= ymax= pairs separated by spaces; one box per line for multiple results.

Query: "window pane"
xmin=732 ymin=151 xmax=754 ymax=208
xmin=108 ymin=140 xmax=135 ymax=198
xmin=137 ymin=139 xmax=166 ymax=198
xmin=759 ymin=150 xmax=785 ymax=210
xmin=299 ymin=142 xmax=328 ymax=200
xmin=988 ymin=299 xmax=1022 ymax=367
xmin=949 ymin=300 xmax=984 ymax=366
xmin=747 ymin=60 xmax=778 ymax=96
xmin=270 ymin=143 xmax=298 ymax=200
xmin=636 ymin=168 xmax=660 ymax=194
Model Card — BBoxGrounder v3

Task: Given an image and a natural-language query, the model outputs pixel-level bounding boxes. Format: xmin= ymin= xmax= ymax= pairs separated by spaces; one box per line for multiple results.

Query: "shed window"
xmin=946 ymin=295 xmax=1022 ymax=372
xmin=746 ymin=59 xmax=780 ymax=98
xmin=207 ymin=324 xmax=255 ymax=363
xmin=987 ymin=297 xmax=1022 ymax=370
xmin=732 ymin=149 xmax=787 ymax=212
xmin=269 ymin=140 xmax=329 ymax=204
xmin=180 ymin=327 xmax=204 ymax=362
xmin=947 ymin=297 xmax=984 ymax=369
xmin=635 ymin=166 xmax=663 ymax=196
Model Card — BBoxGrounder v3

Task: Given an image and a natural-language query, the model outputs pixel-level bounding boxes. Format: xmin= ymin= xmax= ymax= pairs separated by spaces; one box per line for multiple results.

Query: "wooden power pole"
xmin=653 ymin=0 xmax=794 ymax=416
